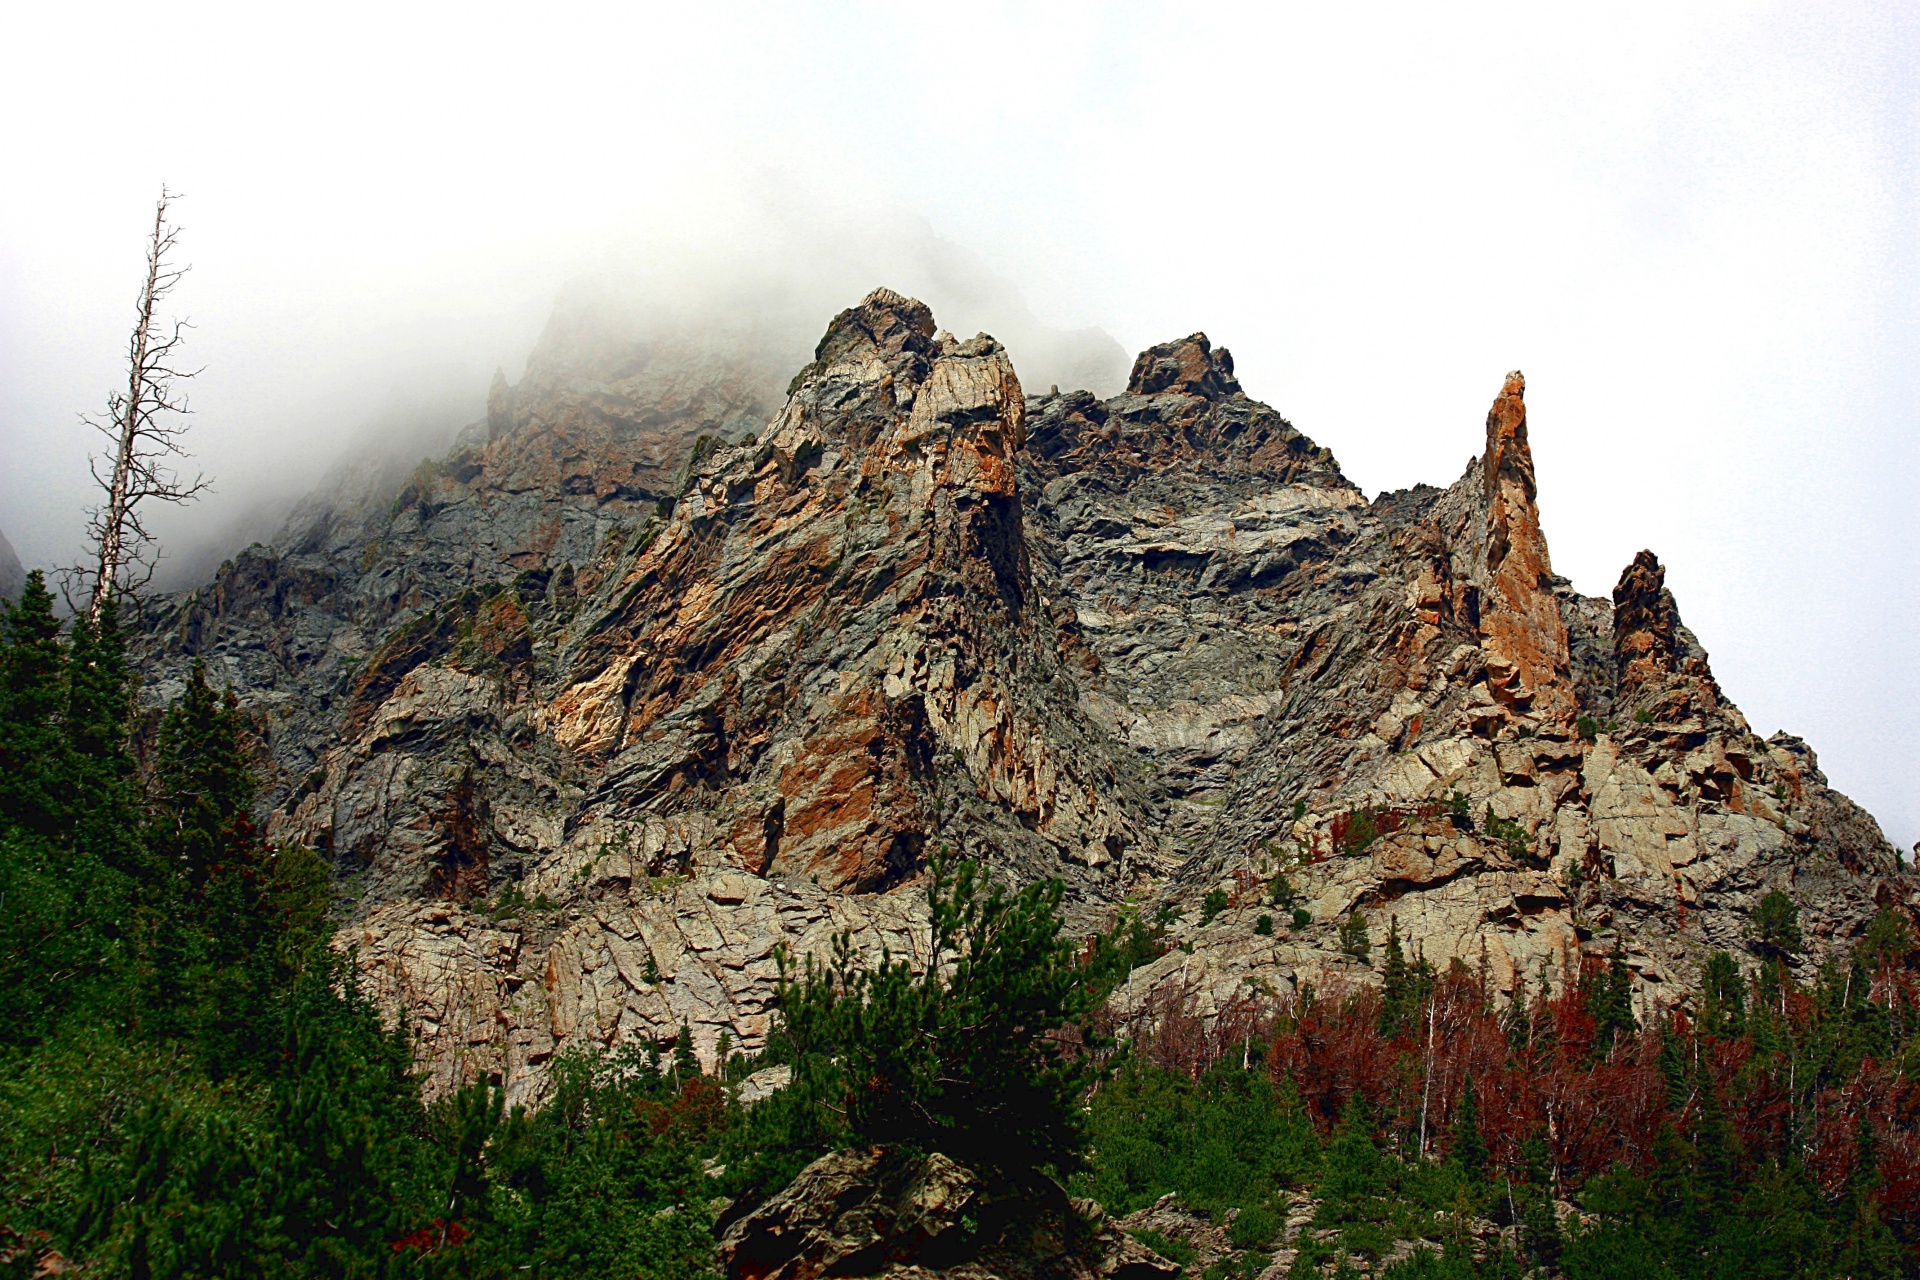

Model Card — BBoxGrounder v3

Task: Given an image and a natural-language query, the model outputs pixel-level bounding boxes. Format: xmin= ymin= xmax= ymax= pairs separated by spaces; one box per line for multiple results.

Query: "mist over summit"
xmin=138 ymin=213 xmax=1130 ymax=596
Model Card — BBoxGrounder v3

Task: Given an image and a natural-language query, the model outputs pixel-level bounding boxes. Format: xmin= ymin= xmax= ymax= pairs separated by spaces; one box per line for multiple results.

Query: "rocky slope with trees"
xmin=125 ymin=288 xmax=1911 ymax=1107
xmin=6 ymin=268 xmax=1920 ymax=1272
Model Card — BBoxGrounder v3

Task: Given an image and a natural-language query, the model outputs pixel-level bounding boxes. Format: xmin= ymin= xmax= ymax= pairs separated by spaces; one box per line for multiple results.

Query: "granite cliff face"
xmin=1022 ymin=347 xmax=1903 ymax=1029
xmin=137 ymin=288 xmax=1910 ymax=1101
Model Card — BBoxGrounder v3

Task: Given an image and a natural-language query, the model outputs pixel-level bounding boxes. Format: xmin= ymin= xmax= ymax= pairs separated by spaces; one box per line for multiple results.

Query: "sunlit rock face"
xmin=136 ymin=288 xmax=1909 ymax=1102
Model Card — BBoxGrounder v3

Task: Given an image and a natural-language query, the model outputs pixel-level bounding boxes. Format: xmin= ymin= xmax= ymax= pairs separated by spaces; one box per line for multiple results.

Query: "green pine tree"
xmin=1450 ymin=1075 xmax=1488 ymax=1183
xmin=0 ymin=572 xmax=135 ymax=1048
xmin=1587 ymin=940 xmax=1637 ymax=1056
xmin=1699 ymin=950 xmax=1745 ymax=1038
xmin=1751 ymin=890 xmax=1803 ymax=961
xmin=769 ymin=851 xmax=1103 ymax=1184
xmin=1339 ymin=909 xmax=1371 ymax=963
xmin=0 ymin=572 xmax=75 ymax=841
xmin=1378 ymin=917 xmax=1414 ymax=1036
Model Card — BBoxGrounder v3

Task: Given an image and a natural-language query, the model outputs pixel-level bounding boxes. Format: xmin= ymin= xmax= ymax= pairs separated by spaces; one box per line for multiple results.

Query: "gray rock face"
xmin=0 ymin=527 xmax=24 ymax=605
xmin=1026 ymin=354 xmax=1906 ymax=1029
xmin=134 ymin=291 xmax=1911 ymax=1103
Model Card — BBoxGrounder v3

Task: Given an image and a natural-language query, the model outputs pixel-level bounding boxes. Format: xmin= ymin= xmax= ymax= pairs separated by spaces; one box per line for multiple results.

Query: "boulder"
xmin=717 ymin=1147 xmax=1181 ymax=1280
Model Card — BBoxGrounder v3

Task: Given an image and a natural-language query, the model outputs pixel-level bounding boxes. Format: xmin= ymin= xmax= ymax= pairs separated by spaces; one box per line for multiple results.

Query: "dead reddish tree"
xmin=80 ymin=188 xmax=206 ymax=618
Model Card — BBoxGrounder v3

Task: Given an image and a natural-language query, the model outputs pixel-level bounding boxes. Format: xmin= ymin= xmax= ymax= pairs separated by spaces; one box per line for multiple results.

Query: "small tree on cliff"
xmin=1751 ymin=890 xmax=1803 ymax=963
xmin=1339 ymin=909 xmax=1371 ymax=963
xmin=766 ymin=851 xmax=1102 ymax=1183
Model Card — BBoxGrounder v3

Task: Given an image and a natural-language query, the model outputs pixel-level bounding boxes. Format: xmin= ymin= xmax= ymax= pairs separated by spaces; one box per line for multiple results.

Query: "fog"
xmin=12 ymin=200 xmax=1134 ymax=589
xmin=1 ymin=2 xmax=1913 ymax=849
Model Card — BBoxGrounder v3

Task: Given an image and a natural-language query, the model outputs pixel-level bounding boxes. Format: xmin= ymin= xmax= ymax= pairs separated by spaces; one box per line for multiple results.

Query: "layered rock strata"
xmin=1032 ymin=351 xmax=1906 ymax=1025
xmin=140 ymin=290 xmax=1147 ymax=1100
xmin=137 ymin=289 xmax=1910 ymax=1101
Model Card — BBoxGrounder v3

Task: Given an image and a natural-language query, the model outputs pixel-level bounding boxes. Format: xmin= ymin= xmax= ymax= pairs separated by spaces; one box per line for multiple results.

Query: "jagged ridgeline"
xmin=136 ymin=287 xmax=1909 ymax=1104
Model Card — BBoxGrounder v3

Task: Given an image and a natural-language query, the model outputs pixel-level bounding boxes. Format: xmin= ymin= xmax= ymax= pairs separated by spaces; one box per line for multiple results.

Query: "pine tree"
xmin=773 ymin=851 xmax=1103 ymax=1182
xmin=1503 ymin=973 xmax=1532 ymax=1053
xmin=0 ymin=572 xmax=134 ymax=1047
xmin=1450 ymin=1075 xmax=1488 ymax=1182
xmin=0 ymin=572 xmax=74 ymax=840
xmin=151 ymin=660 xmax=258 ymax=890
xmin=145 ymin=660 xmax=317 ymax=1076
xmin=1587 ymin=940 xmax=1637 ymax=1056
xmin=263 ymin=954 xmax=435 ymax=1271
xmin=1699 ymin=950 xmax=1745 ymax=1038
xmin=1378 ymin=917 xmax=1415 ymax=1036
xmin=1752 ymin=890 xmax=1803 ymax=961
xmin=62 ymin=601 xmax=143 ymax=873
xmin=1338 ymin=909 xmax=1371 ymax=963
xmin=672 ymin=1024 xmax=700 ymax=1088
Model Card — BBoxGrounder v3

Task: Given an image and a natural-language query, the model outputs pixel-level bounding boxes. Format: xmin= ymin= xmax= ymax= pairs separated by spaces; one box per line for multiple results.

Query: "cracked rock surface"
xmin=135 ymin=290 xmax=1911 ymax=1103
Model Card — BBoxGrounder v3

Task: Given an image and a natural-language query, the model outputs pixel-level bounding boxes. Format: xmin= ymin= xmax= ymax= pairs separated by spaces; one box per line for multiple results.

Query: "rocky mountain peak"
xmin=1612 ymin=550 xmax=1685 ymax=683
xmin=1125 ymin=332 xmax=1243 ymax=399
xmin=1609 ymin=548 xmax=1730 ymax=727
xmin=1480 ymin=369 xmax=1534 ymax=503
xmin=1025 ymin=335 xmax=1338 ymax=490
xmin=1472 ymin=369 xmax=1575 ymax=724
xmin=131 ymin=289 xmax=1910 ymax=1102
xmin=808 ymin=286 xmax=938 ymax=370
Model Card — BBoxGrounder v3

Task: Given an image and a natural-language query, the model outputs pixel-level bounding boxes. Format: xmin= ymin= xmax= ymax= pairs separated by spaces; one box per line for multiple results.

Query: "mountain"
xmin=135 ymin=288 xmax=1911 ymax=1103
xmin=0 ymin=527 xmax=24 ymax=605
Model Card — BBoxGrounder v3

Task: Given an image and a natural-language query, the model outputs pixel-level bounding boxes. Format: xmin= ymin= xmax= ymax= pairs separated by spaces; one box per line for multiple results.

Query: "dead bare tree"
xmin=78 ymin=188 xmax=208 ymax=619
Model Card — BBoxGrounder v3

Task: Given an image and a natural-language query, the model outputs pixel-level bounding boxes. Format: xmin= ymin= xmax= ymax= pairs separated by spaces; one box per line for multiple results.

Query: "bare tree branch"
xmin=74 ymin=187 xmax=209 ymax=620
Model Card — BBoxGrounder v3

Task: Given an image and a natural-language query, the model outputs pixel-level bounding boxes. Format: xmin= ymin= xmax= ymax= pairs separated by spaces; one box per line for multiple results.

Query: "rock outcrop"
xmin=717 ymin=1147 xmax=1179 ymax=1280
xmin=134 ymin=287 xmax=1912 ymax=1101
xmin=1031 ymin=358 xmax=1907 ymax=1027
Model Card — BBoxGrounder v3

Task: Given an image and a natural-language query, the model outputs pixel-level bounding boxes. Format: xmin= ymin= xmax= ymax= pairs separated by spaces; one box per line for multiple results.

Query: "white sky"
xmin=1 ymin=1 xmax=1914 ymax=850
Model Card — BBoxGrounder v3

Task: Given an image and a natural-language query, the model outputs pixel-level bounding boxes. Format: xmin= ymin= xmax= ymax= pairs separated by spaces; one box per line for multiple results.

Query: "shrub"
xmin=1129 ymin=1228 xmax=1196 ymax=1266
xmin=1203 ymin=888 xmax=1230 ymax=924
xmin=1751 ymin=890 xmax=1802 ymax=959
xmin=1337 ymin=808 xmax=1379 ymax=855
xmin=1230 ymin=1202 xmax=1284 ymax=1249
xmin=1079 ymin=1058 xmax=1319 ymax=1215
xmin=1482 ymin=806 xmax=1536 ymax=865
xmin=1255 ymin=915 xmax=1274 ymax=936
xmin=1575 ymin=715 xmax=1598 ymax=742
xmin=1339 ymin=911 xmax=1371 ymax=962
xmin=1292 ymin=908 xmax=1313 ymax=930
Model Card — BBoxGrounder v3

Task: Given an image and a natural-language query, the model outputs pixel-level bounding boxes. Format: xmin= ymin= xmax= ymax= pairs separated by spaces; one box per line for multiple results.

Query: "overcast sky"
xmin=1 ymin=1 xmax=1914 ymax=849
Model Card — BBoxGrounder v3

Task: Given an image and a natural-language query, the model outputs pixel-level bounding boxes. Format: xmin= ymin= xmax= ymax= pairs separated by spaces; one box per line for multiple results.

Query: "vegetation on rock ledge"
xmin=3 ymin=571 xmax=1917 ymax=1275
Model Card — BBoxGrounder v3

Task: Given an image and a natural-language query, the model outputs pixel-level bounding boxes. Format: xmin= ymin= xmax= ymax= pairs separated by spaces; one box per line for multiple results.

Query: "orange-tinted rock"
xmin=537 ymin=288 xmax=1140 ymax=894
xmin=132 ymin=289 xmax=1911 ymax=1100
xmin=1476 ymin=371 xmax=1575 ymax=723
xmin=1610 ymin=548 xmax=1729 ymax=724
